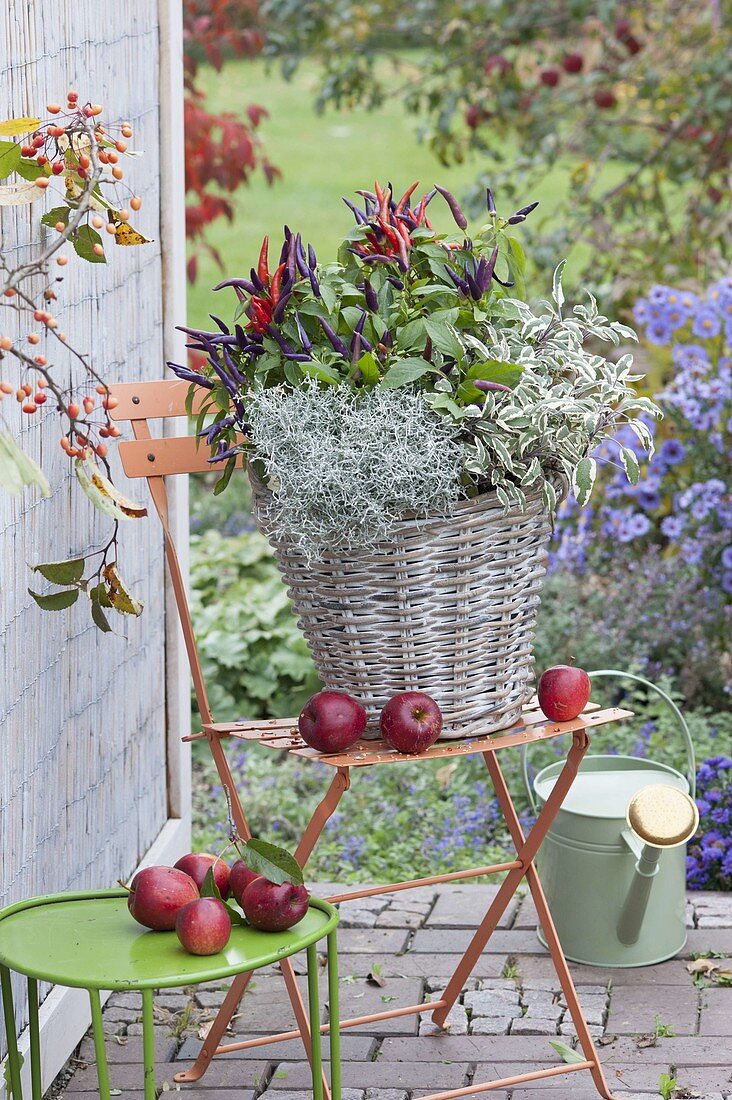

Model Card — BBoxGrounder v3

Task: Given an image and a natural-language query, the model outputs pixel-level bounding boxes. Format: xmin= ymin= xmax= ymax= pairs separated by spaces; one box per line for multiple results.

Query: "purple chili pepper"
xmin=199 ymin=415 xmax=236 ymax=444
xmin=362 ymin=279 xmax=379 ymax=312
xmin=272 ymin=288 xmax=293 ymax=324
xmin=475 ymin=257 xmax=488 ymax=291
xmin=386 ymin=277 xmax=404 ymax=290
xmin=445 ymin=266 xmax=470 ymax=295
xmin=308 ymin=269 xmax=321 ymax=298
xmin=295 ymin=235 xmax=310 ymax=278
xmin=492 ymin=272 xmax=515 ymax=288
xmin=435 ymin=185 xmax=468 ymax=230
xmin=208 ymin=441 xmax=241 ymax=464
xmin=221 ymin=345 xmax=246 ymax=385
xmin=351 ymin=332 xmax=362 ymax=363
xmin=395 ymin=212 xmax=418 ymax=231
xmin=466 ymin=271 xmax=483 ymax=301
xmin=474 ymin=379 xmax=511 ymax=393
xmin=167 ymin=361 xmax=215 ymax=389
xmin=284 ymin=352 xmax=312 ymax=362
xmin=294 ymin=312 xmax=312 ymax=352
xmin=356 ymin=189 xmax=377 ymax=203
xmin=343 ymin=197 xmax=368 ymax=224
xmin=486 ymin=188 xmax=496 ymax=214
xmin=249 ymin=267 xmax=265 ymax=293
xmin=307 ymin=244 xmax=317 ymax=270
xmin=209 ymin=314 xmax=231 ymax=335
xmin=424 ymin=188 xmax=437 ymax=206
xmin=213 ymin=277 xmax=256 ymax=295
xmin=317 ymin=316 xmax=349 ymax=357
xmin=507 ymin=214 xmax=526 ymax=225
xmin=515 ymin=201 xmax=539 ymax=218
xmin=265 ymin=323 xmax=301 ymax=358
xmin=485 ymin=245 xmax=499 ymax=284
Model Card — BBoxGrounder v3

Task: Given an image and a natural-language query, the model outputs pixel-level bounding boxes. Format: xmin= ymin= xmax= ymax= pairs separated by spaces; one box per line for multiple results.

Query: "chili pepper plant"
xmin=171 ymin=183 xmax=659 ymax=557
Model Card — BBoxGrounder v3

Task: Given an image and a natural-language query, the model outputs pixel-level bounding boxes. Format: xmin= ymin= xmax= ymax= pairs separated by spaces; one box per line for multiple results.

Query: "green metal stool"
xmin=0 ymin=889 xmax=341 ymax=1100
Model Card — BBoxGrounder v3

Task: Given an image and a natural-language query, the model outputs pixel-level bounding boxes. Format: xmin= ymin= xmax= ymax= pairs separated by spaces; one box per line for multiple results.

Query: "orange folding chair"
xmin=111 ymin=377 xmax=630 ymax=1100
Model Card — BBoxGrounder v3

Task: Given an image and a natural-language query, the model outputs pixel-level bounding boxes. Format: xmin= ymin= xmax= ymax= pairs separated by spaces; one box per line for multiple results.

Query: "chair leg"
xmin=173 ymin=969 xmax=255 ymax=1082
xmin=484 ymin=751 xmax=616 ymax=1100
xmin=1 ymin=965 xmax=23 ymax=1100
xmin=307 ymin=944 xmax=324 ymax=1100
xmin=141 ymin=989 xmax=157 ymax=1100
xmin=327 ymin=928 xmax=342 ymax=1100
xmin=282 ymin=955 xmax=331 ymax=1100
xmin=431 ymin=733 xmax=588 ymax=1028
xmin=88 ymin=988 xmax=111 ymax=1100
xmin=26 ymin=979 xmax=41 ymax=1100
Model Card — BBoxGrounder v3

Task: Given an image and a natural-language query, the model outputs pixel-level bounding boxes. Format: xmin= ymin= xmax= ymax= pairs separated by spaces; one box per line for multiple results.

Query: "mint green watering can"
xmin=521 ymin=671 xmax=698 ymax=968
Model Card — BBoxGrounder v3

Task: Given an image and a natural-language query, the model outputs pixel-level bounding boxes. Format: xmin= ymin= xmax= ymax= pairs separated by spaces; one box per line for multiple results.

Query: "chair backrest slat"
xmin=119 ymin=435 xmax=245 ymax=479
xmin=109 ymin=378 xmax=208 ymax=420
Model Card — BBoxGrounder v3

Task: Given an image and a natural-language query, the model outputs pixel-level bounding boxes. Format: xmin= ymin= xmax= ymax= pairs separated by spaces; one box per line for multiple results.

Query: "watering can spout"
xmin=616 ymin=785 xmax=699 ymax=947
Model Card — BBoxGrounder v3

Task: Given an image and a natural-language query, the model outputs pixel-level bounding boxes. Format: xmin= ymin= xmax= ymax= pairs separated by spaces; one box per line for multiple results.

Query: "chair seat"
xmin=0 ymin=889 xmax=336 ymax=991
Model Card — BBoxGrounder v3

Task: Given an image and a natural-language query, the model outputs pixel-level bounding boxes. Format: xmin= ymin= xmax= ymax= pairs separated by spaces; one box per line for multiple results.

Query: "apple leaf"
xmin=549 ymin=1039 xmax=585 ymax=1065
xmin=28 ymin=587 xmax=79 ymax=611
xmin=41 ymin=206 xmax=70 ymax=229
xmin=240 ymin=838 xmax=304 ymax=887
xmin=73 ymin=224 xmax=106 ymax=263
xmin=200 ymin=865 xmax=246 ymax=925
xmin=32 ymin=558 xmax=85 ymax=586
xmin=0 ymin=140 xmax=22 ymax=180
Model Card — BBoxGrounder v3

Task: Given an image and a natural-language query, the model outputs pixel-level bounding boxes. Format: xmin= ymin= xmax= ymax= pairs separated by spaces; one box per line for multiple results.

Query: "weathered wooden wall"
xmin=0 ymin=0 xmax=172 ymax=1055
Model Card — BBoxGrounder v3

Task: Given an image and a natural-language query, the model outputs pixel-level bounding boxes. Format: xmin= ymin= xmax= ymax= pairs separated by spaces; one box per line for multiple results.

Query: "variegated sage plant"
xmin=171 ymin=183 xmax=660 ymax=552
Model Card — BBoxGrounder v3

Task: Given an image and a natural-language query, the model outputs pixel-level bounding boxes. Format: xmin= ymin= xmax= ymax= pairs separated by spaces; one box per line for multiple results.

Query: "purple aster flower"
xmin=692 ymin=308 xmax=721 ymax=339
xmin=658 ymin=439 xmax=686 ymax=465
xmin=636 ymin=487 xmax=662 ymax=511
xmin=661 ymin=515 xmax=685 ymax=540
xmin=721 ymin=546 xmax=732 ymax=569
xmin=633 ymin=298 xmax=650 ymax=324
xmin=646 ymin=318 xmax=672 ymax=345
xmin=648 ymin=285 xmax=671 ymax=305
xmin=629 ymin=512 xmax=652 ymax=537
xmin=722 ymin=571 xmax=732 ymax=595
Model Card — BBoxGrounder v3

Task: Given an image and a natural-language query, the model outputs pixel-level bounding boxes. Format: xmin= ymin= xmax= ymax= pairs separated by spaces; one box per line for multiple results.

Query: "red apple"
xmin=537 ymin=665 xmax=591 ymax=722
xmin=298 ymin=690 xmax=367 ymax=753
xmin=174 ymin=853 xmax=231 ymax=899
xmin=175 ymin=897 xmax=231 ymax=955
xmin=127 ymin=866 xmax=199 ymax=931
xmin=562 ymin=53 xmax=584 ymax=74
xmin=594 ymin=89 xmax=617 ymax=109
xmin=379 ymin=692 xmax=443 ymax=754
xmin=241 ymin=877 xmax=310 ymax=932
xmin=540 ymin=68 xmax=560 ymax=87
xmin=229 ymin=859 xmax=261 ymax=907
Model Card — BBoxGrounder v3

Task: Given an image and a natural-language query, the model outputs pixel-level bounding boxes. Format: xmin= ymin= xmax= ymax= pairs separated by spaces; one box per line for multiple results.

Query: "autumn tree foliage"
xmin=183 ymin=0 xmax=278 ymax=282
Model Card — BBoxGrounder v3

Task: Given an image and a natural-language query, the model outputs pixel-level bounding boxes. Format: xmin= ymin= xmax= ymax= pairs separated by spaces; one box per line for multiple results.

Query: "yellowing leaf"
xmin=75 ymin=458 xmax=148 ymax=520
xmin=114 ymin=221 xmax=152 ymax=246
xmin=0 ymin=117 xmax=41 ymax=136
xmin=103 ymin=563 xmax=144 ymax=616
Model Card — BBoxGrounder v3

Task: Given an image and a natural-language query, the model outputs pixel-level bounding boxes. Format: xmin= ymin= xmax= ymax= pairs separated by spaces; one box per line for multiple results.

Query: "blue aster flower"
xmin=692 ymin=308 xmax=721 ymax=339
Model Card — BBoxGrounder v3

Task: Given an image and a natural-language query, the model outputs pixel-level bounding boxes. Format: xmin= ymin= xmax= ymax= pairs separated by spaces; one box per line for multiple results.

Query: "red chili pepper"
xmin=270 ymin=263 xmax=285 ymax=305
xmin=377 ymin=218 xmax=402 ymax=250
xmin=395 ymin=181 xmax=419 ymax=214
xmin=257 ymin=236 xmax=270 ymax=284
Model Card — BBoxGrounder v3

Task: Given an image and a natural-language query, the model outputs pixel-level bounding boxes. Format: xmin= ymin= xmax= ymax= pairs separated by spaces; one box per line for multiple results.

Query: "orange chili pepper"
xmin=257 ymin=236 xmax=270 ymax=284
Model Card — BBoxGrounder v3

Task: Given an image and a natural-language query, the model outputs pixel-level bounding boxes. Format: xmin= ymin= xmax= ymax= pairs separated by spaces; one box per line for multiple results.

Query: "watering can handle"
xmin=520 ymin=669 xmax=696 ymax=813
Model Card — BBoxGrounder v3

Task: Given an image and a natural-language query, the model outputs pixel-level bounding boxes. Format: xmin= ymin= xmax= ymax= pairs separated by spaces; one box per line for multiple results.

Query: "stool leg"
xmin=1 ymin=966 xmax=23 ymax=1100
xmin=141 ymin=989 xmax=156 ymax=1100
xmin=26 ymin=979 xmax=41 ymax=1100
xmin=307 ymin=944 xmax=324 ymax=1100
xmin=88 ymin=989 xmax=111 ymax=1100
xmin=327 ymin=929 xmax=341 ymax=1100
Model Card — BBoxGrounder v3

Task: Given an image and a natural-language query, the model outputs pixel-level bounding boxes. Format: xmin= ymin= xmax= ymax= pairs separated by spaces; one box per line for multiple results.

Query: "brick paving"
xmin=56 ymin=887 xmax=732 ymax=1099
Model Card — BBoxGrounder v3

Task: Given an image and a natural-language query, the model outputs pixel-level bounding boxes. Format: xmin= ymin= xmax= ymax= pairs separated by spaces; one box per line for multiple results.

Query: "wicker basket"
xmin=250 ymin=471 xmax=554 ymax=739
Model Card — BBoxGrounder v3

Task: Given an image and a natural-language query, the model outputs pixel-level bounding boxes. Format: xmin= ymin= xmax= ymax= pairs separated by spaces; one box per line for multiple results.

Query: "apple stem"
xmin=118 ymin=879 xmax=132 ymax=893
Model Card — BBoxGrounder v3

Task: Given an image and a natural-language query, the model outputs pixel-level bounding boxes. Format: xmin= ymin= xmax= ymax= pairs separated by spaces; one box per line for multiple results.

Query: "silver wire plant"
xmin=247 ymin=383 xmax=465 ymax=559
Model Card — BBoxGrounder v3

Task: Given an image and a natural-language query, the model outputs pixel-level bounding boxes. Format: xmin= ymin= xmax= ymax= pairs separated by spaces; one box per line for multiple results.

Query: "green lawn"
xmin=187 ymin=57 xmax=579 ymax=329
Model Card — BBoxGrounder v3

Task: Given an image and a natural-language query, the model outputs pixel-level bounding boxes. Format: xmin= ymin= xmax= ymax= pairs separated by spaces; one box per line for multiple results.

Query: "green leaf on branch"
xmin=200 ymin=866 xmax=247 ymax=925
xmin=32 ymin=558 xmax=85 ymax=585
xmin=381 ymin=357 xmax=435 ymax=389
xmin=618 ymin=445 xmax=640 ymax=484
xmin=213 ymin=455 xmax=237 ymax=496
xmin=0 ymin=140 xmax=22 ymax=180
xmin=239 ymin=838 xmax=304 ymax=886
xmin=466 ymin=361 xmax=523 ymax=387
xmin=354 ymin=350 xmax=381 ymax=385
xmin=28 ymin=587 xmax=80 ymax=611
xmin=15 ymin=158 xmax=47 ymax=181
xmin=424 ymin=317 xmax=463 ymax=360
xmin=73 ymin=224 xmax=106 ymax=263
xmin=90 ymin=599 xmax=113 ymax=633
xmin=572 ymin=456 xmax=597 ymax=507
xmin=41 ymin=206 xmax=70 ymax=229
